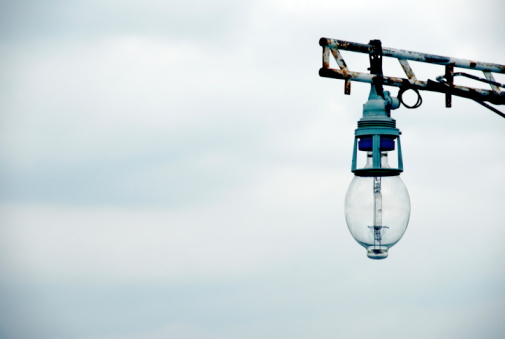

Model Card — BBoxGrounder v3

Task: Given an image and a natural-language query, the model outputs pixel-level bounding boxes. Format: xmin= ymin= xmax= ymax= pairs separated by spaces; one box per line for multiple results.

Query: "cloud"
xmin=0 ymin=0 xmax=255 ymax=43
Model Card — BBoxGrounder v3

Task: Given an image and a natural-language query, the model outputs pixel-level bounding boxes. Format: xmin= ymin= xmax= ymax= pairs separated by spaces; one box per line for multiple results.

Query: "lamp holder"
xmin=351 ymin=85 xmax=403 ymax=177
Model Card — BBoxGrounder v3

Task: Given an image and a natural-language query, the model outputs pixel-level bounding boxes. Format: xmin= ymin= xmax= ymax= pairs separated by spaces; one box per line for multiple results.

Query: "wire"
xmin=473 ymin=100 xmax=505 ymax=119
xmin=436 ymin=73 xmax=505 ymax=119
xmin=436 ymin=72 xmax=505 ymax=88
xmin=398 ymin=87 xmax=423 ymax=109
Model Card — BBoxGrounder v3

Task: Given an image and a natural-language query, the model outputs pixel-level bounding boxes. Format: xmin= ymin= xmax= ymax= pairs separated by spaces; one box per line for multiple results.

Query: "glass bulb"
xmin=345 ymin=152 xmax=410 ymax=259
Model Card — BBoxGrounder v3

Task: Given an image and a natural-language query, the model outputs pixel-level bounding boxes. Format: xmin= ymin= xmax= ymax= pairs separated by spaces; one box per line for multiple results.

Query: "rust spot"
xmin=425 ymin=55 xmax=450 ymax=64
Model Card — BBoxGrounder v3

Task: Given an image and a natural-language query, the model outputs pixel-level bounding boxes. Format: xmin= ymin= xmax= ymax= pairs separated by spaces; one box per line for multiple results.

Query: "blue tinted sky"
xmin=0 ymin=1 xmax=504 ymax=338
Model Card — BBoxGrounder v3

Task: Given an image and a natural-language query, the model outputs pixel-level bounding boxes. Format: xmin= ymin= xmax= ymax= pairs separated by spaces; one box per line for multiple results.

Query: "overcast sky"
xmin=0 ymin=1 xmax=504 ymax=338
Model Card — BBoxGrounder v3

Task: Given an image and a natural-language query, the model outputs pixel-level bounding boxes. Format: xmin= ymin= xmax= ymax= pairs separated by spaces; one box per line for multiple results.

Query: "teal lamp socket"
xmin=351 ymin=85 xmax=403 ymax=177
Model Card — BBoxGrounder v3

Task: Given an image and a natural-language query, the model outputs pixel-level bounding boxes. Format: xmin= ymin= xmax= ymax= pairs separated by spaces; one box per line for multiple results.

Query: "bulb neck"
xmin=354 ymin=151 xmax=399 ymax=177
xmin=365 ymin=152 xmax=390 ymax=168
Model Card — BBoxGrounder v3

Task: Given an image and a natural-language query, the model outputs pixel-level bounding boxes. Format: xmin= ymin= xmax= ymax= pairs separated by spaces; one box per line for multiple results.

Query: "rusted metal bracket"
xmin=445 ymin=64 xmax=454 ymax=108
xmin=319 ymin=38 xmax=505 ymax=118
xmin=368 ymin=39 xmax=384 ymax=98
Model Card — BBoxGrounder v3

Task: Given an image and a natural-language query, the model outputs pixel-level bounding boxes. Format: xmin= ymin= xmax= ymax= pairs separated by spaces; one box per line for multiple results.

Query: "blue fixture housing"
xmin=351 ymin=85 xmax=403 ymax=177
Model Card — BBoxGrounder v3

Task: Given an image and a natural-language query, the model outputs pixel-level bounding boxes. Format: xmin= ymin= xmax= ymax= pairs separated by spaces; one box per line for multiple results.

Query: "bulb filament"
xmin=369 ymin=176 xmax=389 ymax=248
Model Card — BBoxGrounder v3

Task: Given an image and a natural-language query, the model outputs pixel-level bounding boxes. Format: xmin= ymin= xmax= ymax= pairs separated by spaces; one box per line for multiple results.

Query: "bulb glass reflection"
xmin=345 ymin=152 xmax=410 ymax=259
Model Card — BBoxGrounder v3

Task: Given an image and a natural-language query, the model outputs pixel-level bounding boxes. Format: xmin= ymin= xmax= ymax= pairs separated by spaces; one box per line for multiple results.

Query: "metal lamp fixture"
xmin=319 ymin=38 xmax=505 ymax=259
xmin=345 ymin=84 xmax=409 ymax=259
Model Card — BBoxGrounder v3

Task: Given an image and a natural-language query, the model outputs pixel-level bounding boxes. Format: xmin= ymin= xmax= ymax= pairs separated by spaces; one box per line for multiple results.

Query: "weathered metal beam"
xmin=320 ymin=38 xmax=505 ymax=73
xmin=398 ymin=59 xmax=417 ymax=81
xmin=319 ymin=67 xmax=505 ymax=105
xmin=483 ymin=71 xmax=501 ymax=93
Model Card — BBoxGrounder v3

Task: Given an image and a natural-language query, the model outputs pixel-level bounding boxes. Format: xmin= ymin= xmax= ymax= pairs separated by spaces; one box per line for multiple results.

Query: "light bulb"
xmin=345 ymin=152 xmax=410 ymax=259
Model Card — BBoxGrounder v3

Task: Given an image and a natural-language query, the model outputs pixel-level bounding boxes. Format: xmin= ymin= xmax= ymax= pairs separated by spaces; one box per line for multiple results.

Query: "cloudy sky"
xmin=0 ymin=1 xmax=504 ymax=338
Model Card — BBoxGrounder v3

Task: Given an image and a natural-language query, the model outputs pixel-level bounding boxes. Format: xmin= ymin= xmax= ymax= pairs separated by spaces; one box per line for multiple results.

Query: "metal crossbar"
xmin=319 ymin=38 xmax=505 ymax=117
